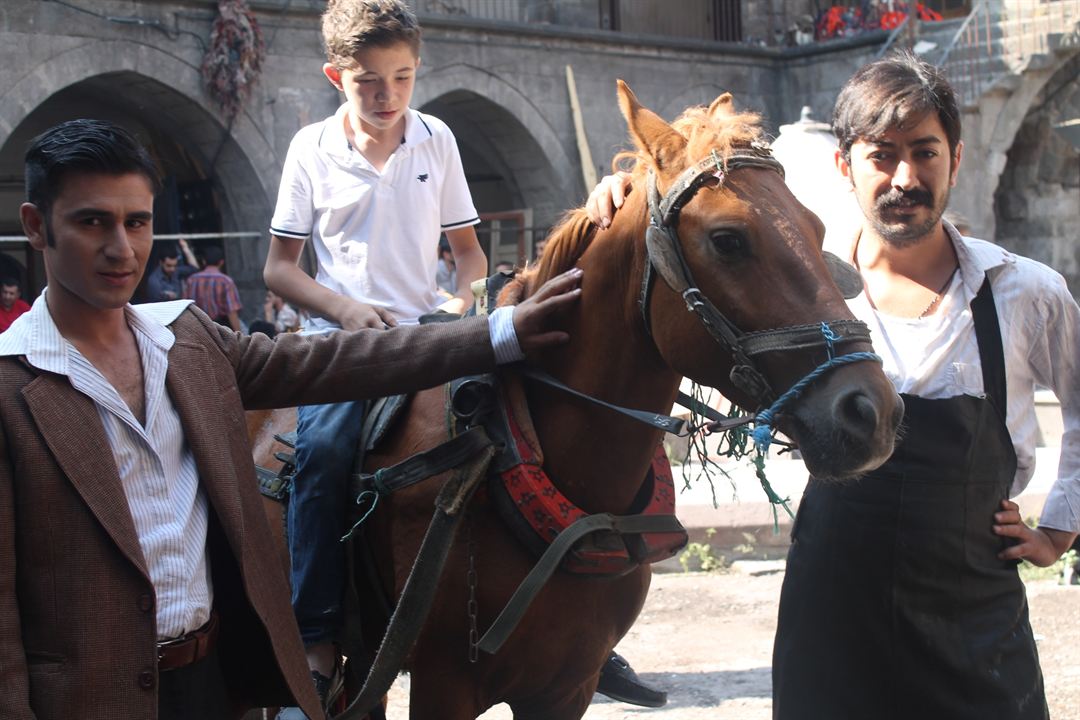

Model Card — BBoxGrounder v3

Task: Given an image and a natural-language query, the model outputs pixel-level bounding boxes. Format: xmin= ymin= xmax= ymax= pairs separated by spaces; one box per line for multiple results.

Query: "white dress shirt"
xmin=0 ymin=293 xmax=209 ymax=639
xmin=0 ymin=291 xmax=524 ymax=642
xmin=846 ymin=223 xmax=1080 ymax=533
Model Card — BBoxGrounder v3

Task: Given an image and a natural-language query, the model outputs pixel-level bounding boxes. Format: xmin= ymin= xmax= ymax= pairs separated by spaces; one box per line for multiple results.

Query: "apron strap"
xmin=970 ymin=276 xmax=1008 ymax=421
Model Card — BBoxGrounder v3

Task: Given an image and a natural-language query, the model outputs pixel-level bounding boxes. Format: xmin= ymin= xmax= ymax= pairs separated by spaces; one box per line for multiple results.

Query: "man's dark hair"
xmin=156 ymin=243 xmax=179 ymax=263
xmin=24 ymin=119 xmax=162 ymax=238
xmin=201 ymin=245 xmax=225 ymax=267
xmin=833 ymin=51 xmax=962 ymax=163
xmin=0 ymin=277 xmax=19 ymax=290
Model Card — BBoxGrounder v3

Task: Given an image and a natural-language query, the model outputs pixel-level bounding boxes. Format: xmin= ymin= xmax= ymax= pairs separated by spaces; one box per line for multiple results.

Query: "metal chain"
xmin=466 ymin=519 xmax=480 ymax=664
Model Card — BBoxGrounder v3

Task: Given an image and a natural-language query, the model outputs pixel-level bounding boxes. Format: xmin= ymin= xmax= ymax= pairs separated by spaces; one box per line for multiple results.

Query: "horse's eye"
xmin=710 ymin=231 xmax=746 ymax=257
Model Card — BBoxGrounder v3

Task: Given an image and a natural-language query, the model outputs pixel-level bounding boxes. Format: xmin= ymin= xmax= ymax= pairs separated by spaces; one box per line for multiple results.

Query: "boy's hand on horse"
xmin=585 ymin=171 xmax=633 ymax=230
xmin=338 ymin=298 xmax=398 ymax=330
xmin=511 ymin=267 xmax=583 ymax=353
xmin=993 ymin=499 xmax=1079 ymax=567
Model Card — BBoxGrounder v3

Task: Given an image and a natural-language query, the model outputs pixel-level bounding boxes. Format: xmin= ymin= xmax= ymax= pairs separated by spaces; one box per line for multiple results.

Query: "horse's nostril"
xmin=838 ymin=390 xmax=879 ymax=438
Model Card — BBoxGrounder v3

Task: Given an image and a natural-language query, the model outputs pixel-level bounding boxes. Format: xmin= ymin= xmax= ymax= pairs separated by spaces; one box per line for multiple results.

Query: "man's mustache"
xmin=877 ymin=188 xmax=933 ymax=210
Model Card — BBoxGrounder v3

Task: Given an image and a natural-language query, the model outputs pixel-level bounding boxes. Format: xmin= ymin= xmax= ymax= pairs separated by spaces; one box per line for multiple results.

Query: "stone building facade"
xmin=0 ymin=0 xmax=1074 ymax=314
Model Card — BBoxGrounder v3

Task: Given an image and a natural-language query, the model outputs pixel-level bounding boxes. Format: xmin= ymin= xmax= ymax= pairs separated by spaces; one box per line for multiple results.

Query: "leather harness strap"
xmin=353 ymin=426 xmax=494 ymax=496
xmin=476 ymin=513 xmax=686 ymax=655
xmin=517 ymin=365 xmax=689 ymax=435
xmin=336 ymin=443 xmax=497 ymax=720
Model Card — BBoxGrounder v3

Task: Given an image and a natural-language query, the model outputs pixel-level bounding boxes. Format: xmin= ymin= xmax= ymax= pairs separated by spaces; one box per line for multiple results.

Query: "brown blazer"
xmin=0 ymin=306 xmax=495 ymax=719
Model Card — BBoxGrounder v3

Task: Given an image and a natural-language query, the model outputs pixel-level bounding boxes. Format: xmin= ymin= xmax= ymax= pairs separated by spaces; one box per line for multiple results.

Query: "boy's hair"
xmin=0 ymin=277 xmax=19 ymax=290
xmin=25 ymin=119 xmax=162 ymax=226
xmin=833 ymin=50 xmax=962 ymax=163
xmin=322 ymin=0 xmax=421 ymax=67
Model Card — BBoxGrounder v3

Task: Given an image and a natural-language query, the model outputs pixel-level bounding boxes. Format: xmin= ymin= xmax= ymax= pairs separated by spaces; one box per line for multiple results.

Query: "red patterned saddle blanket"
xmin=488 ymin=390 xmax=688 ymax=576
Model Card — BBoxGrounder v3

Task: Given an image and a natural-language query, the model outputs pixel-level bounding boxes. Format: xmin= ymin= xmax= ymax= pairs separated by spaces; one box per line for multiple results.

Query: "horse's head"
xmin=605 ymin=80 xmax=900 ymax=479
xmin=512 ymin=83 xmax=901 ymax=481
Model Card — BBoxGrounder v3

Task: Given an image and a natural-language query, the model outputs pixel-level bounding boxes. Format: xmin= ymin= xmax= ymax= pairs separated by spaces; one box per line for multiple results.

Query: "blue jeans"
xmin=288 ymin=400 xmax=367 ymax=646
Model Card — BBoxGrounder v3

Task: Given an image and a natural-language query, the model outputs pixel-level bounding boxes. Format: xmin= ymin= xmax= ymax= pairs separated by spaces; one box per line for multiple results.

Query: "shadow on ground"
xmin=593 ymin=667 xmax=771 ymax=708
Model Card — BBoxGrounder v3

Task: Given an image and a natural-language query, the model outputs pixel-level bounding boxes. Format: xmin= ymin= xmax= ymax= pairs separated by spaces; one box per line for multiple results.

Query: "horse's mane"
xmin=502 ymin=102 xmax=765 ymax=305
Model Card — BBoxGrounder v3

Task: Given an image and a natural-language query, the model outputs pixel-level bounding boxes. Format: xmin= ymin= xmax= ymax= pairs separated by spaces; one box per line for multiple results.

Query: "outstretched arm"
xmin=225 ymin=268 xmax=582 ymax=409
xmin=178 ymin=237 xmax=199 ymax=268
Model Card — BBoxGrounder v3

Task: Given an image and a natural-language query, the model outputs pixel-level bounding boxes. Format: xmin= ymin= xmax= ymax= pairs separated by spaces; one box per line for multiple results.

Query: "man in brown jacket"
xmin=0 ymin=119 xmax=581 ymax=720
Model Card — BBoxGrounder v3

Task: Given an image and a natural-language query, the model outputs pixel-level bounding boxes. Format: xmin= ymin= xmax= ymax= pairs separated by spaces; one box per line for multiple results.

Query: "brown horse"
xmin=252 ymin=81 xmax=902 ymax=719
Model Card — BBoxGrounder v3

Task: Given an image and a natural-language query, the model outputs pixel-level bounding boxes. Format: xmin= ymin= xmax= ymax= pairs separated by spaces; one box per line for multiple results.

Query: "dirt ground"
xmin=385 ymin=564 xmax=1080 ymax=719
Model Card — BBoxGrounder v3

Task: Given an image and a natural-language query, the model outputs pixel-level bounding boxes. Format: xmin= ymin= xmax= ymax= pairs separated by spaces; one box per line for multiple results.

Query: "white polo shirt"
xmin=271 ymin=104 xmax=480 ymax=327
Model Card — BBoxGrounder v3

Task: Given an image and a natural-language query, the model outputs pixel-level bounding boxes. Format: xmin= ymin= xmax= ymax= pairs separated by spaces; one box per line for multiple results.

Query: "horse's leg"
xmin=407 ymin=671 xmax=484 ymax=720
xmin=507 ymin=682 xmax=594 ymax=720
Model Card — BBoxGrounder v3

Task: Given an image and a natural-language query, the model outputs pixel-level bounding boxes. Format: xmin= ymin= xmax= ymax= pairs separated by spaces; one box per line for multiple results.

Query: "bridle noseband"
xmin=640 ymin=144 xmax=876 ymax=410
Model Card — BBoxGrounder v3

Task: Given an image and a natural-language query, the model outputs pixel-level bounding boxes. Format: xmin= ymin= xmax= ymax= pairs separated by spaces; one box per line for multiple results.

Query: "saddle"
xmin=257 ymin=271 xmax=687 ymax=578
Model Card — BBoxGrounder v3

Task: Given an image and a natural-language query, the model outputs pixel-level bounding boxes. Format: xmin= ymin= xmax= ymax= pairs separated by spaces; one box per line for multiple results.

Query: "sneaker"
xmin=595 ymin=652 xmax=668 ymax=708
xmin=276 ymin=665 xmax=344 ymax=720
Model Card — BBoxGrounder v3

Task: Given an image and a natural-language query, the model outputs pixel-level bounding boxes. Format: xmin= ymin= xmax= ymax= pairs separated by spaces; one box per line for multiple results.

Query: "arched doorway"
xmin=421 ymin=89 xmax=568 ymax=267
xmin=993 ymin=54 xmax=1080 ymax=297
xmin=0 ymin=61 xmax=273 ymax=312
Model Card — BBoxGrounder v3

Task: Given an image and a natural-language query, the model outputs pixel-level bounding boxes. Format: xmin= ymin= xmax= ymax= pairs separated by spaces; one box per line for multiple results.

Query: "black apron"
xmin=773 ymin=279 xmax=1048 ymax=720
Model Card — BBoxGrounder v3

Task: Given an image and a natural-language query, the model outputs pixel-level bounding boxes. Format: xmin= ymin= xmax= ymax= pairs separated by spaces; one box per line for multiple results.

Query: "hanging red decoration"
xmin=201 ymin=0 xmax=265 ymax=121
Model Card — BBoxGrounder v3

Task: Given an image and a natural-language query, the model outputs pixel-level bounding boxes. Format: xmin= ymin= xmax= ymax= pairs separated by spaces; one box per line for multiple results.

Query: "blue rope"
xmin=340 ymin=489 xmax=380 ymax=542
xmin=751 ymin=350 xmax=881 ymax=453
xmin=820 ymin=321 xmax=839 ymax=359
xmin=745 ymin=322 xmax=882 ymax=529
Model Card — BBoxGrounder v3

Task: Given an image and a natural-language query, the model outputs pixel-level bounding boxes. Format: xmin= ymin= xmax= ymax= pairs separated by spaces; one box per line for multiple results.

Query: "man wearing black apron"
xmin=772 ymin=52 xmax=1080 ymax=719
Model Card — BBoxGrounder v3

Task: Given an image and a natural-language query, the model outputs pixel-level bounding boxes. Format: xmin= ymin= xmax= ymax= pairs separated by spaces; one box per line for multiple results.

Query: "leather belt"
xmin=157 ymin=610 xmax=219 ymax=672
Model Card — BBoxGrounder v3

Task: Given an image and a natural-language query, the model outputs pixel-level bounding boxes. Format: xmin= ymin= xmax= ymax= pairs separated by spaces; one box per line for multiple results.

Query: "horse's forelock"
xmin=681 ymin=105 xmax=765 ymax=165
xmin=616 ymin=104 xmax=766 ymax=183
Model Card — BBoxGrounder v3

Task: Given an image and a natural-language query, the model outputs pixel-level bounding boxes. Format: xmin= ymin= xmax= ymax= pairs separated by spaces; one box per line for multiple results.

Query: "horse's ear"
xmin=617 ymin=79 xmax=686 ymax=173
xmin=707 ymin=92 xmax=735 ymax=118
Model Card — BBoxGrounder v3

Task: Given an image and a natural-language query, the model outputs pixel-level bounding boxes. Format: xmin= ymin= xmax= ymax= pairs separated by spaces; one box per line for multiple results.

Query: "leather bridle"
xmin=640 ymin=144 xmax=874 ymax=410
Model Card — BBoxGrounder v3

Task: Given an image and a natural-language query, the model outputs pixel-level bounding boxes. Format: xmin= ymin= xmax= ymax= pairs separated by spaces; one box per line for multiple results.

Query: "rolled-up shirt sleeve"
xmin=1032 ymin=273 xmax=1080 ymax=533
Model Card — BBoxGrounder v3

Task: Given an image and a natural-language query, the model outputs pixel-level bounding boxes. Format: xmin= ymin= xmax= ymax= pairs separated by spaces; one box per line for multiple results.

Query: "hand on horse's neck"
xmin=854 ymin=223 xmax=959 ymax=319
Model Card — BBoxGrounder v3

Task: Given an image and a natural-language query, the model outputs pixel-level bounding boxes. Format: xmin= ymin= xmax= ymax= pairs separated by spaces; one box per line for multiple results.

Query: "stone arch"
xmin=413 ymin=63 xmax=577 ymax=228
xmin=953 ymin=46 xmax=1080 ymax=238
xmin=993 ymin=53 xmax=1080 ymax=293
xmin=0 ymin=39 xmax=278 ymax=305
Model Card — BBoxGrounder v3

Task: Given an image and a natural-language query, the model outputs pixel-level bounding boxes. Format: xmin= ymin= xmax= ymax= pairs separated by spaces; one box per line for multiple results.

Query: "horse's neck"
xmin=526 ymin=248 xmax=680 ymax=514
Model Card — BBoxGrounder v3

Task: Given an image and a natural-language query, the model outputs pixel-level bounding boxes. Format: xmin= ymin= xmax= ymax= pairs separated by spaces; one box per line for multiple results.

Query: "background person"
xmin=0 ymin=277 xmax=30 ymax=332
xmin=145 ymin=237 xmax=198 ymax=302
xmin=184 ymin=244 xmax=242 ymax=331
xmin=264 ymin=290 xmax=300 ymax=333
xmin=436 ymin=236 xmax=457 ymax=296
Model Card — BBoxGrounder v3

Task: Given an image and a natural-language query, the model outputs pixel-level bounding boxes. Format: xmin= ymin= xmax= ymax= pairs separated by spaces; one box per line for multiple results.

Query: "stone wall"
xmin=12 ymin=0 xmax=1052 ymax=316
xmin=994 ymin=54 xmax=1080 ymax=295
